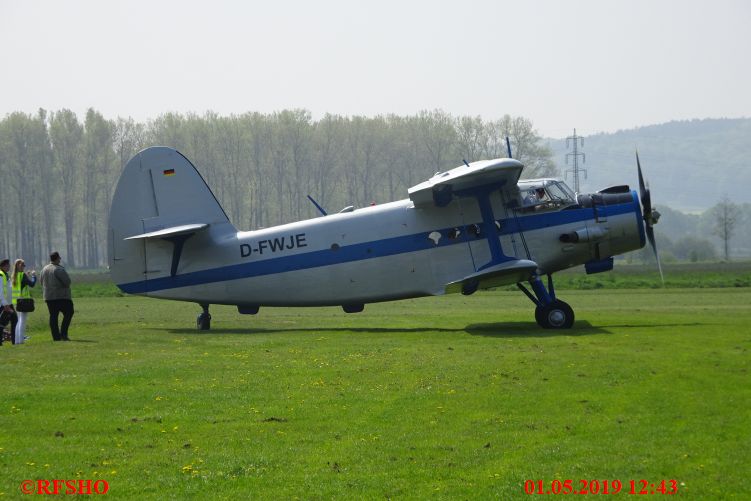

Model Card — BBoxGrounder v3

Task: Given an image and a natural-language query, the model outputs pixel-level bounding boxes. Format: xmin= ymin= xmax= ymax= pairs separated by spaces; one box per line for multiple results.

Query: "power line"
xmin=565 ymin=128 xmax=586 ymax=193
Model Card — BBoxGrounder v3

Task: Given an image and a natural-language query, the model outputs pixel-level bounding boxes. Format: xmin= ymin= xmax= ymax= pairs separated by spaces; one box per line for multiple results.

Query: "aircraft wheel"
xmin=197 ymin=312 xmax=211 ymax=330
xmin=535 ymin=305 xmax=545 ymax=327
xmin=538 ymin=300 xmax=574 ymax=329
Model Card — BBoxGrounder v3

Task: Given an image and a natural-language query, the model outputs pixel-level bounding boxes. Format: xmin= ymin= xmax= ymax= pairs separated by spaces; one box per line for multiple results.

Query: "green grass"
xmin=1 ymin=288 xmax=749 ymax=499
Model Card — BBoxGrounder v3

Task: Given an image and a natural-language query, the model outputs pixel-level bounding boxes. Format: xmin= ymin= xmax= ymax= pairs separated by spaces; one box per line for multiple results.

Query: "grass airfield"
xmin=1 ymin=283 xmax=749 ymax=499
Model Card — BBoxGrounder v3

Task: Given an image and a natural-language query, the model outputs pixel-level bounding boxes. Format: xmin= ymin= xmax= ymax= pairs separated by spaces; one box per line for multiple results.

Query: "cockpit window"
xmin=546 ymin=181 xmax=576 ymax=203
xmin=515 ymin=179 xmax=577 ymax=212
xmin=522 ymin=186 xmax=547 ymax=206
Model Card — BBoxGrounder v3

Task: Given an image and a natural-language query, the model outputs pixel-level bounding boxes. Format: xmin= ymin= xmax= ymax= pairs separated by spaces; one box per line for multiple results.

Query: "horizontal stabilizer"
xmin=124 ymin=223 xmax=209 ymax=240
xmin=445 ymin=259 xmax=538 ymax=295
xmin=409 ymin=158 xmax=524 ymax=207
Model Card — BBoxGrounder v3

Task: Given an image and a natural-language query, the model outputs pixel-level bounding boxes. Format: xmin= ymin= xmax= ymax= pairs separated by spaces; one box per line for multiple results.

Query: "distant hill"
xmin=545 ymin=118 xmax=751 ymax=212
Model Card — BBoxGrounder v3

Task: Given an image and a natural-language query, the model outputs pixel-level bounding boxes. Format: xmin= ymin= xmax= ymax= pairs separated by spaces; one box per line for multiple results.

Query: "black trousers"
xmin=0 ymin=308 xmax=18 ymax=344
xmin=46 ymin=299 xmax=74 ymax=341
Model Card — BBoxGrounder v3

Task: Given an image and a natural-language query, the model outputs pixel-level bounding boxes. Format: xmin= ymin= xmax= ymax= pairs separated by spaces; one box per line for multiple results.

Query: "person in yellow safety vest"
xmin=0 ymin=258 xmax=18 ymax=345
xmin=12 ymin=259 xmax=36 ymax=344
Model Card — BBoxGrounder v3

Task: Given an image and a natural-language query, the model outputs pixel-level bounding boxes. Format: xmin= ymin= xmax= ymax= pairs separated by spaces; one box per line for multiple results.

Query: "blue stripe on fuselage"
xmin=118 ymin=201 xmax=638 ymax=294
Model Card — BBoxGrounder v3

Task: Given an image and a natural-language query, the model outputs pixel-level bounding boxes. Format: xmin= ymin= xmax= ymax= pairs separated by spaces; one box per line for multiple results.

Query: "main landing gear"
xmin=517 ymin=274 xmax=575 ymax=329
xmin=197 ymin=303 xmax=211 ymax=330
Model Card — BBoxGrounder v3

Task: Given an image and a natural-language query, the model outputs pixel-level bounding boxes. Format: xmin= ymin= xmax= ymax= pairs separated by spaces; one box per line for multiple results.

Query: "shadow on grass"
xmin=161 ymin=322 xmax=608 ymax=337
xmin=467 ymin=320 xmax=610 ymax=338
xmin=595 ymin=322 xmax=710 ymax=329
xmin=162 ymin=326 xmax=466 ymax=336
xmin=36 ymin=338 xmax=97 ymax=343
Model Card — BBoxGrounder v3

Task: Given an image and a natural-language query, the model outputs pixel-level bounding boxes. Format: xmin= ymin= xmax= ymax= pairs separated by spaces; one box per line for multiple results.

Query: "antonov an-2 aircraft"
xmin=108 ymin=146 xmax=660 ymax=330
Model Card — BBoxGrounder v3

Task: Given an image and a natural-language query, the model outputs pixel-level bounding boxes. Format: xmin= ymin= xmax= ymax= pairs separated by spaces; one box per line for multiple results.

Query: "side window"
xmin=522 ymin=187 xmax=546 ymax=207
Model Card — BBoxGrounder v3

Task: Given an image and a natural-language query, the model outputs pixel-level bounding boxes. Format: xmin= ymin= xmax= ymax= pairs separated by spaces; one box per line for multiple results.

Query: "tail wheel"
xmin=197 ymin=313 xmax=211 ymax=330
xmin=197 ymin=304 xmax=211 ymax=330
xmin=537 ymin=300 xmax=574 ymax=329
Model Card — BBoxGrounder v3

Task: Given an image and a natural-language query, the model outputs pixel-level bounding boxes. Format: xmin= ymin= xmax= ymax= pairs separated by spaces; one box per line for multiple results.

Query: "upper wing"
xmin=445 ymin=259 xmax=538 ymax=295
xmin=408 ymin=158 xmax=524 ymax=207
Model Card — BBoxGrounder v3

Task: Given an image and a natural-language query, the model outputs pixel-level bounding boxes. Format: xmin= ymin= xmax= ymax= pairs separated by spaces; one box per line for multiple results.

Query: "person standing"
xmin=40 ymin=252 xmax=73 ymax=341
xmin=12 ymin=259 xmax=37 ymax=344
xmin=0 ymin=258 xmax=18 ymax=344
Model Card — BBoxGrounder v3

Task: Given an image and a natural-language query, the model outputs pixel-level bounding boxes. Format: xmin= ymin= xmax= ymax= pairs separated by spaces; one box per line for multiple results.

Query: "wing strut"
xmin=164 ymin=233 xmax=194 ymax=277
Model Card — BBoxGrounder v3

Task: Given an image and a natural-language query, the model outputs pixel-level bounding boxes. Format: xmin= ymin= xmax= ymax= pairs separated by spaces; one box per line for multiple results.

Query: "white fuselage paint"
xmin=134 ymin=193 xmax=642 ymax=306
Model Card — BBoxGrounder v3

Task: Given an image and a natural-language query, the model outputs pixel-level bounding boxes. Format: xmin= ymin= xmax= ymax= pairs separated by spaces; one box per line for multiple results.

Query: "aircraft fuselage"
xmin=117 ymin=191 xmax=644 ymax=308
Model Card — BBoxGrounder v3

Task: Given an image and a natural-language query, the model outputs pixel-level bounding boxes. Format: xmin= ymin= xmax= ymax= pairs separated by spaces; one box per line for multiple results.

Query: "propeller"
xmin=636 ymin=151 xmax=663 ymax=284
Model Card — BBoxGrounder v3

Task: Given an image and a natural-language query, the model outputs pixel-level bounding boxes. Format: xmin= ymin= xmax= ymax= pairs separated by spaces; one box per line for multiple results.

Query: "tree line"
xmin=0 ymin=108 xmax=557 ymax=269
xmin=629 ymin=198 xmax=750 ymax=263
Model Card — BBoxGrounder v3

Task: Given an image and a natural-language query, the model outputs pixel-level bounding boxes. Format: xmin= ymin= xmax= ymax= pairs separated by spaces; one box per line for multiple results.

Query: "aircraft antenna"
xmin=565 ymin=128 xmax=587 ymax=193
xmin=306 ymin=195 xmax=328 ymax=216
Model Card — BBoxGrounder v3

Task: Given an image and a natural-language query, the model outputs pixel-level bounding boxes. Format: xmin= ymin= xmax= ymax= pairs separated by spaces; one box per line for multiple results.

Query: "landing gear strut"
xmin=518 ymin=274 xmax=575 ymax=329
xmin=197 ymin=303 xmax=211 ymax=330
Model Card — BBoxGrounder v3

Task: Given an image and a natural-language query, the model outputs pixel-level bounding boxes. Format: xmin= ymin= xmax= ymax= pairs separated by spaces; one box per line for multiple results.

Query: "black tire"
xmin=535 ymin=305 xmax=545 ymax=327
xmin=539 ymin=300 xmax=574 ymax=329
xmin=197 ymin=313 xmax=211 ymax=330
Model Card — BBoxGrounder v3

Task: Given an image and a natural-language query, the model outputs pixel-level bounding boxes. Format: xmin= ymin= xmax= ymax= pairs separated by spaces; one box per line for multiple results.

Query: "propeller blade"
xmin=646 ymin=225 xmax=664 ymax=285
xmin=636 ymin=151 xmax=646 ymax=199
xmin=636 ymin=151 xmax=651 ymax=222
xmin=636 ymin=151 xmax=664 ymax=285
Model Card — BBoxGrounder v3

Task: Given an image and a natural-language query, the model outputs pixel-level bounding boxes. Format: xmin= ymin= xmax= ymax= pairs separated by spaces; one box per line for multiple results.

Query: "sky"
xmin=2 ymin=0 xmax=750 ymax=138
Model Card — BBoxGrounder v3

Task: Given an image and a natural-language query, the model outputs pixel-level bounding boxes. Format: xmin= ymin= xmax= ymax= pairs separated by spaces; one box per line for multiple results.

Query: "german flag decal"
xmin=163 ymin=168 xmax=175 ymax=176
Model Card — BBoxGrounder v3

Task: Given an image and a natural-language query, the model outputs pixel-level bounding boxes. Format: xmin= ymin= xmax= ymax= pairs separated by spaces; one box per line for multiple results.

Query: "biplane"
xmin=108 ymin=146 xmax=660 ymax=329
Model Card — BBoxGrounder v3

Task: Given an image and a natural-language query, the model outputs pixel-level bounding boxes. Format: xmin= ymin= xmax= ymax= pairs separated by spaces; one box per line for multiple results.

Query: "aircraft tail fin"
xmin=108 ymin=147 xmax=236 ymax=290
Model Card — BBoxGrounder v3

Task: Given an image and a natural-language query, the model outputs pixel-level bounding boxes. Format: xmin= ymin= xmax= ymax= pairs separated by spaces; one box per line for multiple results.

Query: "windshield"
xmin=515 ymin=179 xmax=577 ymax=211
xmin=546 ymin=181 xmax=576 ymax=203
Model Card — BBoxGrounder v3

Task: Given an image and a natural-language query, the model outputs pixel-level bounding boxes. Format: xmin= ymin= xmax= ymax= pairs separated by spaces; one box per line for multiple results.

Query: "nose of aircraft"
xmin=636 ymin=152 xmax=663 ymax=283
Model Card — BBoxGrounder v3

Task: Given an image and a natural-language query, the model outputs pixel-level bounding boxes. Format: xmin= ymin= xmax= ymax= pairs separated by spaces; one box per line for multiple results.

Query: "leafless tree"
xmin=709 ymin=195 xmax=741 ymax=260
